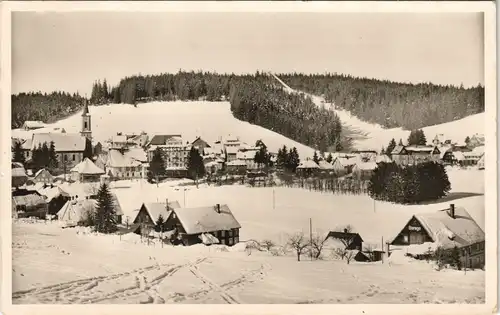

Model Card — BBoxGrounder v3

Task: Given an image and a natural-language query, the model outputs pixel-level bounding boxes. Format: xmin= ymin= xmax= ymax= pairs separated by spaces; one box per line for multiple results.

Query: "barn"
xmin=323 ymin=230 xmax=364 ymax=251
xmin=165 ymin=204 xmax=241 ymax=246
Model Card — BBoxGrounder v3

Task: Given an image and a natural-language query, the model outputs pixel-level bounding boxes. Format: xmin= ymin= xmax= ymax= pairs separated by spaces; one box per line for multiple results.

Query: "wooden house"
xmin=296 ymin=159 xmax=320 ymax=177
xmin=12 ymin=163 xmax=28 ymax=188
xmin=22 ymin=120 xmax=45 ymax=131
xmin=33 ymin=168 xmax=54 ymax=184
xmin=390 ymin=204 xmax=484 ymax=268
xmin=390 ymin=145 xmax=441 ymax=166
xmin=331 ymin=156 xmax=357 ymax=176
xmin=165 ymin=204 xmax=241 ymax=246
xmin=106 ymin=149 xmax=144 ymax=179
xmin=132 ymin=201 xmax=181 ymax=234
xmin=12 ymin=189 xmax=48 ymax=219
xmin=324 ymin=230 xmax=364 ymax=251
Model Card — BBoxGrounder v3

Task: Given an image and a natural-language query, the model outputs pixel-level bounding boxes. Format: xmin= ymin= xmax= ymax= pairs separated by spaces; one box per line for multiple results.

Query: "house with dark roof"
xmin=391 ymin=145 xmax=441 ymax=166
xmin=165 ymin=204 xmax=241 ymax=246
xmin=324 ymin=230 xmax=364 ymax=251
xmin=12 ymin=163 xmax=28 ymax=188
xmin=12 ymin=189 xmax=47 ymax=219
xmin=390 ymin=204 xmax=485 ymax=268
xmin=132 ymin=201 xmax=181 ymax=234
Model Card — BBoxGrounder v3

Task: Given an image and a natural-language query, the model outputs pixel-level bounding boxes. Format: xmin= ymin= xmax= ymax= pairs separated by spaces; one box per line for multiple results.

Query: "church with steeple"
xmin=80 ymin=100 xmax=92 ymax=142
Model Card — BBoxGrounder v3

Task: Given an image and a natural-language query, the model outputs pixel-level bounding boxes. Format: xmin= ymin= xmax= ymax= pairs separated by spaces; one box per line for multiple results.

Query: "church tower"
xmin=81 ymin=100 xmax=92 ymax=141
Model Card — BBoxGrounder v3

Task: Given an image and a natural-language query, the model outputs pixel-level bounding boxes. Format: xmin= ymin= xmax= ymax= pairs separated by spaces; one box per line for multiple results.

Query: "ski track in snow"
xmin=12 ymin=257 xmax=270 ymax=304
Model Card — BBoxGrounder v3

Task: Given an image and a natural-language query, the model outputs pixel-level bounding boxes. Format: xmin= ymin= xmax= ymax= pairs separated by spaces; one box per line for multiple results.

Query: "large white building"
xmin=147 ymin=134 xmax=191 ymax=172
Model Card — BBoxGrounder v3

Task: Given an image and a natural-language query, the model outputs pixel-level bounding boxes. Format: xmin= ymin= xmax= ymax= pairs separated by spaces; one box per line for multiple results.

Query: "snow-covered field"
xmin=272 ymin=74 xmax=485 ymax=150
xmin=12 ymin=168 xmax=485 ymax=304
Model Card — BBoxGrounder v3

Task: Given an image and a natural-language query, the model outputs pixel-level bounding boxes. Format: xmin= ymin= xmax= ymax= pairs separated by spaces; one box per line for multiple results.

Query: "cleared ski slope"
xmin=272 ymin=74 xmax=485 ymax=151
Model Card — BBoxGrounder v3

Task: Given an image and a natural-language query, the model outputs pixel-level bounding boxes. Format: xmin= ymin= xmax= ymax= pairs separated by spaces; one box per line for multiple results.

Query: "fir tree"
xmin=148 ymin=147 xmax=166 ymax=183
xmin=48 ymin=141 xmax=58 ymax=170
xmin=187 ymin=146 xmax=205 ymax=182
xmin=312 ymin=151 xmax=320 ymax=165
xmin=386 ymin=139 xmax=397 ymax=156
xmin=408 ymin=129 xmax=427 ymax=146
xmin=12 ymin=141 xmax=25 ymax=164
xmin=286 ymin=147 xmax=300 ymax=172
xmin=254 ymin=140 xmax=270 ymax=168
xmin=94 ymin=183 xmax=117 ymax=234
xmin=155 ymin=214 xmax=165 ymax=233
xmin=326 ymin=152 xmax=333 ymax=163
xmin=277 ymin=145 xmax=288 ymax=169
xmin=41 ymin=142 xmax=50 ymax=168
xmin=83 ymin=138 xmax=93 ymax=159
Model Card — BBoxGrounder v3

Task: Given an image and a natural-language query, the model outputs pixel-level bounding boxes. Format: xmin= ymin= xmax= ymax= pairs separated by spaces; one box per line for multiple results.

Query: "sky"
xmin=12 ymin=12 xmax=484 ymax=96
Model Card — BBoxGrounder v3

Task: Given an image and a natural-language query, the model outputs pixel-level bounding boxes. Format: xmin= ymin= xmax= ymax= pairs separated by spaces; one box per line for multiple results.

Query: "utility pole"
xmin=273 ymin=188 xmax=275 ymax=209
xmin=381 ymin=236 xmax=384 ymax=264
xmin=310 ymin=218 xmax=313 ymax=261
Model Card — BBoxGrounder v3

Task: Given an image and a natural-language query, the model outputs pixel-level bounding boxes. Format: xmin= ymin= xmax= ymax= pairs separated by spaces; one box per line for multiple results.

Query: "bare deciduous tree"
xmin=335 ymin=224 xmax=355 ymax=249
xmin=345 ymin=250 xmax=355 ymax=264
xmin=310 ymin=234 xmax=328 ymax=260
xmin=286 ymin=232 xmax=310 ymax=262
xmin=261 ymin=239 xmax=275 ymax=251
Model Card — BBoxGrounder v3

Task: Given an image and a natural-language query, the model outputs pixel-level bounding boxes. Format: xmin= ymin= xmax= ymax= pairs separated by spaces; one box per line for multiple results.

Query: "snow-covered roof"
xmin=204 ymin=147 xmax=223 ymax=155
xmin=375 ymin=154 xmax=392 ymax=163
xmin=394 ymin=206 xmax=484 ymax=249
xmin=148 ymin=134 xmax=183 ymax=146
xmin=405 ymin=145 xmax=437 ymax=153
xmin=12 ymin=193 xmax=46 ymax=207
xmin=58 ymin=182 xmax=100 ymax=198
xmin=353 ymin=162 xmax=378 ymax=171
xmin=57 ymin=199 xmax=96 ymax=222
xmin=107 ymin=149 xmax=142 ymax=168
xmin=297 ymin=160 xmax=320 ymax=169
xmin=472 ymin=145 xmax=485 ymax=155
xmin=438 ymin=146 xmax=453 ymax=159
xmin=37 ymin=186 xmax=60 ymax=202
xmin=12 ymin=167 xmax=27 ymax=178
xmin=139 ymin=201 xmax=181 ymax=224
xmin=335 ymin=157 xmax=358 ymax=167
xmin=34 ymin=168 xmax=52 ymax=178
xmin=71 ymin=158 xmax=105 ymax=175
xmin=32 ymin=133 xmax=86 ymax=152
xmin=23 ymin=121 xmax=45 ymax=129
xmin=172 ymin=204 xmax=241 ymax=235
xmin=205 ymin=161 xmax=220 ymax=168
xmin=318 ymin=160 xmax=334 ymax=170
xmin=391 ymin=145 xmax=405 ymax=155
xmin=111 ymin=135 xmax=127 ymax=143
xmin=452 ymin=151 xmax=465 ymax=161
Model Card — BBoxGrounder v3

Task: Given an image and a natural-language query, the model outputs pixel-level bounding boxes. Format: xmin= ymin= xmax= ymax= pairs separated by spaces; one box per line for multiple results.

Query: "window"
xmin=403 ymin=235 xmax=409 ymax=243
xmin=228 ymin=238 xmax=233 ymax=246
xmin=221 ymin=230 xmax=225 ymax=237
xmin=235 ymin=236 xmax=239 ymax=244
xmin=84 ymin=122 xmax=88 ymax=129
xmin=64 ymin=155 xmax=68 ymax=161
xmin=235 ymin=229 xmax=239 ymax=237
xmin=72 ymin=154 xmax=75 ymax=161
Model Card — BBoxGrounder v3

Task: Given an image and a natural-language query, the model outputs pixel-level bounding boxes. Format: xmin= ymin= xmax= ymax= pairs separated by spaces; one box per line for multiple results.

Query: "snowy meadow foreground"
xmin=12 ymin=168 xmax=485 ymax=304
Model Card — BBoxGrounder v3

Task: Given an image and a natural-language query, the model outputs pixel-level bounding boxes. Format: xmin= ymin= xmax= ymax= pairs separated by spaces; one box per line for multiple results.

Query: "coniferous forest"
xmin=12 ymin=71 xmax=485 ymax=151
xmin=11 ymin=92 xmax=87 ymax=129
xmin=276 ymin=73 xmax=485 ymax=130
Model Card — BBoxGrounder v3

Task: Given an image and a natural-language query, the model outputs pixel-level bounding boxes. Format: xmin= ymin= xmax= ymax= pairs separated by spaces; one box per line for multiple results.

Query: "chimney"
xmin=216 ymin=204 xmax=221 ymax=213
xmin=449 ymin=204 xmax=455 ymax=219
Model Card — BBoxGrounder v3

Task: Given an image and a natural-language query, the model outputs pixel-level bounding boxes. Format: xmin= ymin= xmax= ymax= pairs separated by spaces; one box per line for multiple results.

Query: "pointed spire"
xmin=82 ymin=99 xmax=89 ymax=116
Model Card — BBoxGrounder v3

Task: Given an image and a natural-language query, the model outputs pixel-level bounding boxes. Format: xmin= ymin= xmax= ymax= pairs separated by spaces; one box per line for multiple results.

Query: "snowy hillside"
xmin=272 ymin=74 xmax=485 ymax=151
xmin=11 ymin=101 xmax=317 ymax=158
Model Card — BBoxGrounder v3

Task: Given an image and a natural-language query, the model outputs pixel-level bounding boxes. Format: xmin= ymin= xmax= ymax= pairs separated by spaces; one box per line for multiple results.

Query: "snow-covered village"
xmin=6 ymin=9 xmax=492 ymax=306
